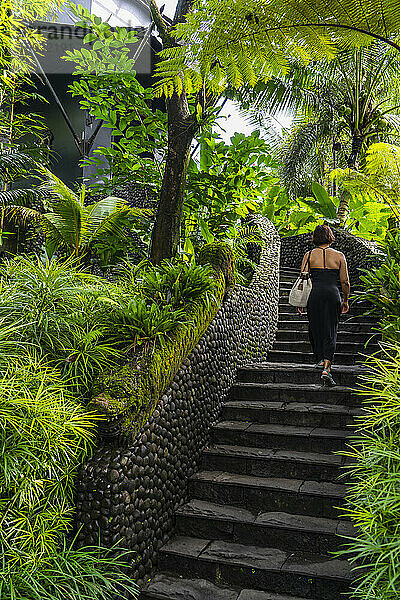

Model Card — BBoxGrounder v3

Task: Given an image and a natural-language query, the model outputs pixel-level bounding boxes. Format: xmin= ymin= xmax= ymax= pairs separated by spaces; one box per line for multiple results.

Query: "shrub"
xmin=0 ymin=355 xmax=139 ymax=599
xmin=340 ymin=345 xmax=400 ymax=599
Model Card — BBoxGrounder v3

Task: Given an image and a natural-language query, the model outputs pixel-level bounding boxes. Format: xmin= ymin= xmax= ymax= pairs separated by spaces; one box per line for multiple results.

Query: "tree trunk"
xmin=150 ymin=91 xmax=196 ymax=263
xmin=337 ymin=130 xmax=364 ymax=224
xmin=347 ymin=130 xmax=364 ymax=169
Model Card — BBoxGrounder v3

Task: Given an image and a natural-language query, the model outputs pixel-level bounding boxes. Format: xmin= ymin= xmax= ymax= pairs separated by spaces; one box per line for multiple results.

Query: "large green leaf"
xmin=299 ymin=182 xmax=338 ymax=219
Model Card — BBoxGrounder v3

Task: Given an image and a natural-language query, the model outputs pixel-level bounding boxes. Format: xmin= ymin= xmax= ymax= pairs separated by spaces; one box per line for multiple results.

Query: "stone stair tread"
xmin=161 ymin=536 xmax=353 ymax=581
xmin=278 ymin=318 xmax=373 ymax=327
xmin=177 ymin=499 xmax=353 ymax=537
xmin=232 ymin=382 xmax=352 ymax=393
xmin=268 ymin=350 xmax=361 ymax=361
xmin=141 ymin=573 xmax=239 ymax=600
xmin=215 ymin=420 xmax=351 ymax=440
xmin=242 ymin=362 xmax=363 ymax=373
xmin=142 ymin=573 xmax=317 ymax=600
xmin=191 ymin=471 xmax=347 ymax=498
xmin=205 ymin=444 xmax=344 ymax=466
xmin=273 ymin=340 xmax=369 ymax=350
xmin=224 ymin=400 xmax=360 ymax=416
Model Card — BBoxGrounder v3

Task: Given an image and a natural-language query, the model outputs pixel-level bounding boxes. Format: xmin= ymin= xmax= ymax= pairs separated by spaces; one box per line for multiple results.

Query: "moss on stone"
xmin=91 ymin=268 xmax=226 ymax=437
xmin=198 ymin=243 xmax=235 ymax=290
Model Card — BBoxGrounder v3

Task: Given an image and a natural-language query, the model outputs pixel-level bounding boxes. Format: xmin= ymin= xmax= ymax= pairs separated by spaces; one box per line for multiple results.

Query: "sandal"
xmin=321 ymin=369 xmax=337 ymax=387
xmin=313 ymin=360 xmax=324 ymax=369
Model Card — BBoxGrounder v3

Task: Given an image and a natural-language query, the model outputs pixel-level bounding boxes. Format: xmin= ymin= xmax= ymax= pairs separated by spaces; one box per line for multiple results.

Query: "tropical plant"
xmin=332 ymin=143 xmax=400 ymax=223
xmin=182 ymin=131 xmax=273 ymax=275
xmin=185 ymin=131 xmax=279 ymax=241
xmin=339 ymin=344 xmax=400 ymax=599
xmin=147 ymin=0 xmax=400 ymax=260
xmin=13 ymin=169 xmax=152 ymax=260
xmin=0 ymin=255 xmax=123 ymax=396
xmin=237 ymin=42 xmax=400 ymax=206
xmin=0 ymin=0 xmax=64 ymax=252
xmin=141 ymin=261 xmax=217 ymax=308
xmin=1 ymin=542 xmax=139 ymax=600
xmin=0 ymin=355 xmax=139 ymax=600
xmin=0 ymin=149 xmax=47 ymax=253
xmin=100 ymin=259 xmax=218 ymax=350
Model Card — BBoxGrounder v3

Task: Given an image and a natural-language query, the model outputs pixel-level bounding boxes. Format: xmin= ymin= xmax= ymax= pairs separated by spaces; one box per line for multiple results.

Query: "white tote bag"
xmin=288 ymin=251 xmax=312 ymax=308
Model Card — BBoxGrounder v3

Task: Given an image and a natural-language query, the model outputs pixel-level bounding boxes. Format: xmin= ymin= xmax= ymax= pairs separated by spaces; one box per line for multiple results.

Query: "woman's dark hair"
xmin=312 ymin=224 xmax=335 ymax=245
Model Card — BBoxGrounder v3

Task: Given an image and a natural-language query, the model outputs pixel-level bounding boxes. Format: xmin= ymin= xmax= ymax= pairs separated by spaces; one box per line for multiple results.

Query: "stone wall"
xmin=74 ymin=217 xmax=280 ymax=585
xmin=280 ymin=228 xmax=382 ymax=285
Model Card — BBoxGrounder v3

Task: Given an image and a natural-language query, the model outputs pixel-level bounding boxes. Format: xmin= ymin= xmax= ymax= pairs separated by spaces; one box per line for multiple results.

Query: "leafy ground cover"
xmin=339 ymin=232 xmax=400 ymax=598
xmin=0 ymin=252 xmax=220 ymax=598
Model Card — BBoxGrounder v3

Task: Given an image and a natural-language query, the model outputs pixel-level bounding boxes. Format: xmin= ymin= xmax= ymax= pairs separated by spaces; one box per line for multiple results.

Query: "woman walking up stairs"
xmin=142 ymin=265 xmax=378 ymax=600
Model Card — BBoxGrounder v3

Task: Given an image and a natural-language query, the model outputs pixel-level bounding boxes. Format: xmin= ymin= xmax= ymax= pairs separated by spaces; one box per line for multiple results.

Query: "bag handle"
xmin=306 ymin=249 xmax=312 ymax=272
xmin=301 ymin=250 xmax=312 ymax=277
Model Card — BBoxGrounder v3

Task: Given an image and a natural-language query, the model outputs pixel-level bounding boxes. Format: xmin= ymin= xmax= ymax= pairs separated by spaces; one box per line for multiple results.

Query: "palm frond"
xmin=0 ymin=151 xmax=37 ymax=182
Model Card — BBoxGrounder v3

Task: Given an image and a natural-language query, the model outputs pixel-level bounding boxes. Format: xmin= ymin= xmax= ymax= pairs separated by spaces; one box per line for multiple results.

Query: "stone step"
xmin=267 ymin=350 xmax=360 ymax=366
xmin=276 ymin=329 xmax=379 ymax=346
xmin=158 ymin=536 xmax=353 ymax=599
xmin=175 ymin=499 xmax=355 ymax=555
xmin=273 ymin=339 xmax=377 ymax=356
xmin=212 ymin=421 xmax=351 ymax=454
xmin=277 ymin=319 xmax=377 ymax=334
xmin=203 ymin=444 xmax=347 ymax=482
xmin=231 ymin=382 xmax=354 ymax=404
xmin=280 ymin=267 xmax=299 ymax=274
xmin=189 ymin=471 xmax=347 ymax=519
xmin=278 ymin=300 xmax=374 ymax=316
xmin=141 ymin=573 xmax=329 ymax=600
xmin=278 ymin=311 xmax=375 ymax=324
xmin=222 ymin=399 xmax=360 ymax=428
xmin=237 ymin=362 xmax=363 ymax=388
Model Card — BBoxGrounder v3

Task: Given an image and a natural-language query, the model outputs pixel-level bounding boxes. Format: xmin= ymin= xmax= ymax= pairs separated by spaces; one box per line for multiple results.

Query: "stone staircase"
xmin=142 ymin=266 xmax=379 ymax=600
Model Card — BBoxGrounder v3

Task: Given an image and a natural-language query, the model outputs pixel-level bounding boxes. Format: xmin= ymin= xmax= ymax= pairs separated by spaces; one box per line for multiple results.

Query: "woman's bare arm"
xmin=300 ymin=252 xmax=310 ymax=274
xmin=339 ymin=255 xmax=350 ymax=305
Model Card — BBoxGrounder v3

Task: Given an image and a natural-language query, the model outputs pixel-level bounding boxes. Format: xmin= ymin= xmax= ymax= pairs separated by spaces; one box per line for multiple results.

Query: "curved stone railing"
xmin=74 ymin=217 xmax=280 ymax=583
xmin=280 ymin=228 xmax=382 ymax=285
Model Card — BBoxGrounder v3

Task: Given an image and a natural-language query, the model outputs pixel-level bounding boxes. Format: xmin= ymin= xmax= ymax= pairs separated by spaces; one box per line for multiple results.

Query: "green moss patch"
xmin=89 ymin=269 xmax=225 ymax=436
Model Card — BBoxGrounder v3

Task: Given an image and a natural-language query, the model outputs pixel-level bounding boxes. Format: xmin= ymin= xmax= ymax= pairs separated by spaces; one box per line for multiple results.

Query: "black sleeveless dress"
xmin=306 ymin=249 xmax=342 ymax=363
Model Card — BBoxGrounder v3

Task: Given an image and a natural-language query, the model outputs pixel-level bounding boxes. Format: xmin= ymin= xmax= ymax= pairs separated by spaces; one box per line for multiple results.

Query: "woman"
xmin=300 ymin=224 xmax=350 ymax=386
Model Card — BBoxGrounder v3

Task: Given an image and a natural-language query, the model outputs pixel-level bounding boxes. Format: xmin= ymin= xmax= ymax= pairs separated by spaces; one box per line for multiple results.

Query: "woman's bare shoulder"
xmin=330 ymin=248 xmax=346 ymax=258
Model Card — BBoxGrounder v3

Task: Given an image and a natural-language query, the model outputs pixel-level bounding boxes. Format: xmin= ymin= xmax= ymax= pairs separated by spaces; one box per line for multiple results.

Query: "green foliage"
xmin=0 ymin=255 xmax=122 ymax=394
xmin=13 ymin=169 xmax=152 ymax=260
xmin=238 ymin=42 xmax=400 ymax=197
xmin=1 ymin=543 xmax=139 ymax=600
xmin=355 ymin=231 xmax=400 ymax=341
xmin=151 ymin=0 xmax=400 ymax=98
xmin=339 ymin=345 xmax=400 ymax=599
xmin=0 ymin=355 xmax=139 ymax=599
xmin=332 ymin=142 xmax=400 ymax=238
xmin=90 ymin=259 xmax=226 ymax=432
xmin=63 ymin=4 xmax=167 ymax=193
xmin=332 ymin=143 xmax=400 ymax=210
xmin=184 ymin=131 xmax=275 ymax=277
xmin=65 ymin=2 xmax=139 ymax=75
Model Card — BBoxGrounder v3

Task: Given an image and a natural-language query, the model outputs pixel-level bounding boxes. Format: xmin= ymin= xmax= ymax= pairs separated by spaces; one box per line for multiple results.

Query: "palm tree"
xmin=14 ymin=169 xmax=151 ymax=259
xmin=236 ymin=42 xmax=400 ymax=220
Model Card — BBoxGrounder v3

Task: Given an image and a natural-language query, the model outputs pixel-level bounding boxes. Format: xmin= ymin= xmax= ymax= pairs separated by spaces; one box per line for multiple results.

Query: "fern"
xmin=152 ymin=0 xmax=400 ymax=98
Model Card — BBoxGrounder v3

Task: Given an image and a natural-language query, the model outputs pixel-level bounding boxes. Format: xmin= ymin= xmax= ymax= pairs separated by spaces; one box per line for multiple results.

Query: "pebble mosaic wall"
xmin=280 ymin=227 xmax=382 ymax=284
xmin=74 ymin=217 xmax=280 ymax=585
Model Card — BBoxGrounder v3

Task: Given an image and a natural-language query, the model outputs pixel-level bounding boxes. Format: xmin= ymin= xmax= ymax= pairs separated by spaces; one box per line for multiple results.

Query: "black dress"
xmin=306 ymin=249 xmax=342 ymax=364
